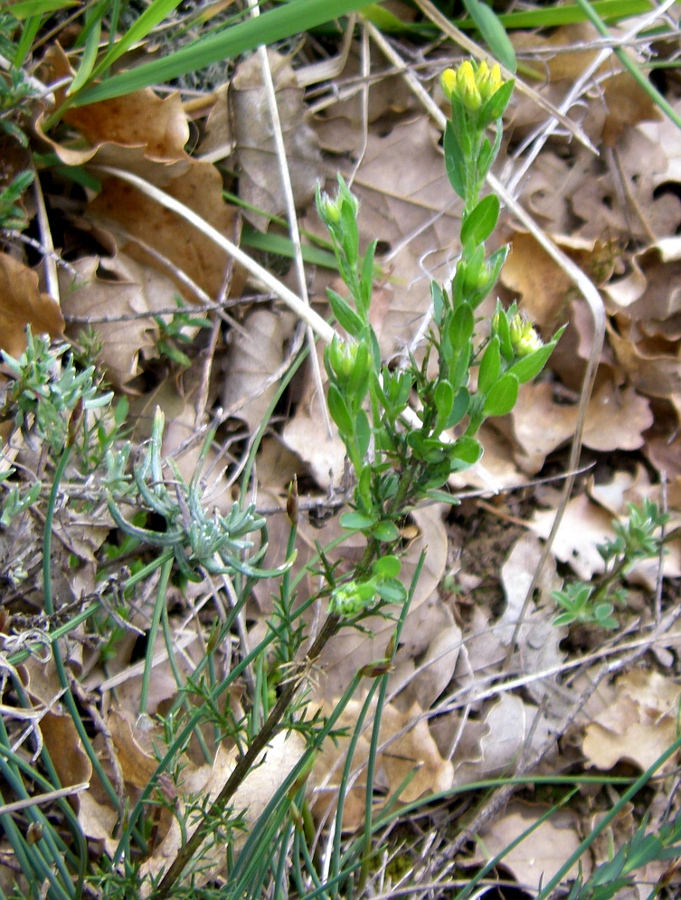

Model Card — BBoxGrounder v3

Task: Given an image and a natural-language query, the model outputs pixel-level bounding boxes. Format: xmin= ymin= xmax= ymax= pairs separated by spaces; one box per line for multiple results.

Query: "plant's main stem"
xmin=151 ymin=611 xmax=341 ymax=899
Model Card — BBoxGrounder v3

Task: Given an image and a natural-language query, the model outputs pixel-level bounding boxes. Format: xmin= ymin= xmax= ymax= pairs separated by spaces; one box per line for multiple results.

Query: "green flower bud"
xmin=509 ymin=313 xmax=543 ymax=356
xmin=329 ymin=579 xmax=377 ymax=617
xmin=317 ymin=189 xmax=341 ymax=225
xmin=327 ymin=335 xmax=360 ymax=383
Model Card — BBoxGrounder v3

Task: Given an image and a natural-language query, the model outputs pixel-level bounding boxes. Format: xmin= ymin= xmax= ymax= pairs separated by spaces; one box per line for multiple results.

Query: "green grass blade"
xmin=72 ymin=0 xmax=376 ymax=106
xmin=67 ymin=15 xmax=102 ymax=95
xmin=492 ymin=0 xmax=671 ymax=29
xmin=88 ymin=0 xmax=184 ymax=82
xmin=8 ymin=0 xmax=75 ymax=18
xmin=574 ymin=0 xmax=681 ymax=132
xmin=462 ymin=0 xmax=516 ymax=72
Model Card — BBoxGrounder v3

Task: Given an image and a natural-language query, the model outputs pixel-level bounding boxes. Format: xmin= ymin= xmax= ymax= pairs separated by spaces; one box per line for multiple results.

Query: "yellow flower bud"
xmin=441 ymin=68 xmax=457 ymax=101
xmin=456 ymin=60 xmax=482 ymax=111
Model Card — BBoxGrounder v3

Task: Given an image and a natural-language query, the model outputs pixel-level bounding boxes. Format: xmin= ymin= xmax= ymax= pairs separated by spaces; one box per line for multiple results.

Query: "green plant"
xmin=154 ymin=299 xmax=211 ymax=368
xmin=318 ymin=60 xmax=562 ymax=570
xmin=553 ymin=499 xmax=669 ymax=629
xmin=0 ymin=55 xmax=565 ymax=900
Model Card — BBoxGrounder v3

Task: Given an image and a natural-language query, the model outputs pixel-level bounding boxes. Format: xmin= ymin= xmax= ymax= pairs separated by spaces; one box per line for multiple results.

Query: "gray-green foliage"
xmin=553 ymin=499 xmax=669 ymax=629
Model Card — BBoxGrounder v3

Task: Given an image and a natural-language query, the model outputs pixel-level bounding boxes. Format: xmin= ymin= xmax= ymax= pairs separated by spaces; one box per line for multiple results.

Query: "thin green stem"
xmin=574 ymin=0 xmax=681 ymax=131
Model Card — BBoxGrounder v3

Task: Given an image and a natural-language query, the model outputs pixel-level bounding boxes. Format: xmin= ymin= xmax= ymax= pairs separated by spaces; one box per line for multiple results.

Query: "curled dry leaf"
xmin=583 ymin=669 xmax=681 ymax=771
xmin=232 ymin=49 xmax=322 ymax=231
xmin=0 ymin=253 xmax=64 ymax=359
xmin=37 ymin=45 xmax=189 ymax=166
xmin=59 ymin=255 xmax=160 ymax=388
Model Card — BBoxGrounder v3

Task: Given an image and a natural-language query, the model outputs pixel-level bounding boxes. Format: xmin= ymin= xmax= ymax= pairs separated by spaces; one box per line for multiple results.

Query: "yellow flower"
xmin=443 ymin=59 xmax=508 ymax=112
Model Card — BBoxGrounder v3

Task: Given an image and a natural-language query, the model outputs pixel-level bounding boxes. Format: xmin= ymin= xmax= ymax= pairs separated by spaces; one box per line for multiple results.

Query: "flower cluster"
xmin=441 ymin=59 xmax=504 ymax=112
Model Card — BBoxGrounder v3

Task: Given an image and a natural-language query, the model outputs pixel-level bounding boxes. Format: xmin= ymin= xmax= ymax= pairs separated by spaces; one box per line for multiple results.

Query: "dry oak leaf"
xmin=59 ymin=255 xmax=159 ymax=388
xmin=607 ymin=316 xmax=681 ymax=401
xmin=0 ymin=253 xmax=64 ymax=359
xmin=86 ymin=160 xmax=244 ymax=303
xmin=475 ymin=801 xmax=587 ymax=892
xmin=452 ymin=694 xmax=553 ymax=789
xmin=308 ymin=698 xmax=452 ymax=831
xmin=37 ymin=45 xmax=189 ymax=166
xmin=501 ymin=231 xmax=615 ymax=333
xmin=511 ymin=23 xmax=661 ymax=146
xmin=508 ymin=380 xmax=652 ymax=474
xmin=583 ymin=669 xmax=681 ymax=771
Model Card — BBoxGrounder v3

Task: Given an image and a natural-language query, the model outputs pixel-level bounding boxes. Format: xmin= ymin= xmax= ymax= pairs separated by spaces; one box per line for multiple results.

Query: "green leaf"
xmin=477 ymin=336 xmax=501 ymax=395
xmin=373 ymin=520 xmax=400 ymax=543
xmin=340 ymin=511 xmax=375 ymax=531
xmin=460 ymin=194 xmax=500 ymax=249
xmin=448 ymin=302 xmax=475 ymax=354
xmin=462 ymin=0 xmax=517 ymax=73
xmin=507 ymin=342 xmax=555 ymax=383
xmin=445 ymin=387 xmax=470 ymax=429
xmin=483 ymin=372 xmax=518 ymax=416
xmin=444 ymin=122 xmax=466 ymax=201
xmin=449 ymin=435 xmax=483 ymax=469
xmin=434 ymin=380 xmax=454 ymax=429
xmin=355 ymin=409 xmax=371 ymax=458
xmin=327 ymin=289 xmax=363 ymax=337
xmin=481 ymin=78 xmax=516 ymax=121
xmin=74 ymin=0 xmax=380 ymax=105
xmin=372 ymin=555 xmax=401 ymax=578
xmin=376 ymin=579 xmax=407 ymax=603
xmin=8 ymin=0 xmax=76 ymax=16
xmin=327 ymin=384 xmax=353 ymax=437
xmin=67 ymin=14 xmax=102 ymax=95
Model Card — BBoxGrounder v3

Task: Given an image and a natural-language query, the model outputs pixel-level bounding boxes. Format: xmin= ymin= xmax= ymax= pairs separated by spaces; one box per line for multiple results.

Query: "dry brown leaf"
xmin=139 ymin=731 xmax=306 ymax=891
xmin=87 ymin=160 xmax=244 ymax=303
xmin=232 ymin=49 xmax=322 ymax=230
xmin=507 ymin=380 xmax=652 ymax=473
xmin=37 ymin=45 xmax=189 ymax=166
xmin=501 ymin=231 xmax=614 ymax=332
xmin=308 ymin=698 xmax=452 ymax=831
xmin=108 ymin=709 xmax=161 ymax=791
xmin=0 ymin=253 xmax=64 ymax=359
xmin=529 ymin=492 xmax=616 ymax=581
xmin=607 ymin=316 xmax=681 ymax=401
xmin=221 ymin=308 xmax=296 ymax=431
xmin=511 ymin=24 xmax=661 ymax=146
xmin=605 ymin=237 xmax=681 ymax=321
xmin=395 ymin=623 xmax=462 ymax=712
xmin=60 ymin=255 xmax=159 ymax=388
xmin=452 ymin=694 xmax=553 ymax=788
xmin=583 ymin=669 xmax=681 ymax=771
xmin=474 ymin=801 xmax=587 ymax=891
